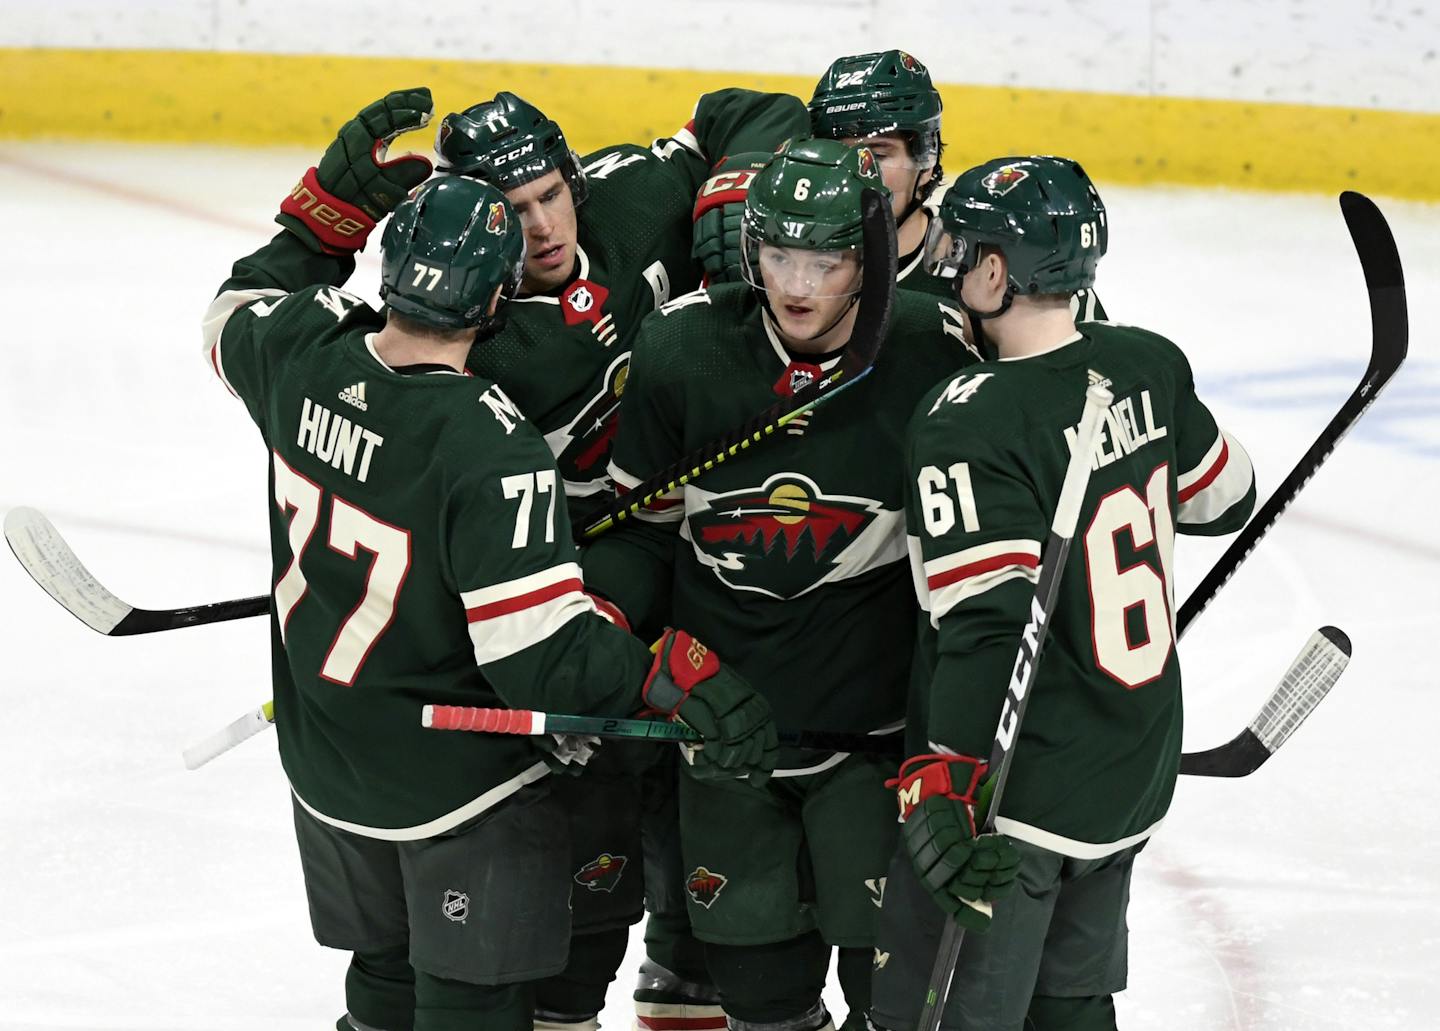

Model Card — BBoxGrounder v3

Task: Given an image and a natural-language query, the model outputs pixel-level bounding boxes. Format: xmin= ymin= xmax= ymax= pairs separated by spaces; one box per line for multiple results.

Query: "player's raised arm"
xmin=200 ymin=88 xmax=436 ymax=412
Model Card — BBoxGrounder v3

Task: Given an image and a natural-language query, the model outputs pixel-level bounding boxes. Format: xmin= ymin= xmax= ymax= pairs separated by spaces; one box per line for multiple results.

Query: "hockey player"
xmin=199 ymin=107 xmax=778 ymax=1030
xmin=695 ymin=50 xmax=1106 ymax=322
xmin=434 ymin=88 xmax=810 ymax=1031
xmin=871 ymin=156 xmax=1257 ymax=1031
xmin=434 ymin=88 xmax=810 ymax=515
xmin=581 ymin=139 xmax=976 ymax=1031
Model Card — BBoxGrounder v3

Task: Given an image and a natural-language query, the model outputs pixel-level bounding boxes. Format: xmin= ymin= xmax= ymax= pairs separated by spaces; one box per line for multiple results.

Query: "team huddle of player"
xmin=200 ymin=48 xmax=1255 ymax=1031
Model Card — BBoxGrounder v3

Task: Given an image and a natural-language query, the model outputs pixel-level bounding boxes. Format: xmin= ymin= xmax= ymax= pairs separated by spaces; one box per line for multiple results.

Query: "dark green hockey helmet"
xmin=434 ymin=91 xmax=589 ymax=205
xmin=740 ymin=138 xmax=891 ymax=298
xmin=808 ymin=50 xmax=943 ymax=165
xmin=380 ymin=176 xmax=526 ymax=332
xmin=925 ymin=156 xmax=1107 ymax=295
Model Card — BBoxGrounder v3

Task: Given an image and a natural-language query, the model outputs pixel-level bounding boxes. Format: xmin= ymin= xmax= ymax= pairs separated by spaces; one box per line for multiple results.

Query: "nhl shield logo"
xmin=574 ymin=852 xmax=628 ymax=894
xmin=686 ymin=866 xmax=728 ymax=910
xmin=485 ymin=201 xmax=508 ymax=235
xmin=441 ymin=889 xmax=469 ymax=923
xmin=981 ymin=165 xmax=1030 ymax=197
xmin=561 ymin=279 xmax=609 ymax=327
xmin=569 ymin=285 xmax=595 ymax=313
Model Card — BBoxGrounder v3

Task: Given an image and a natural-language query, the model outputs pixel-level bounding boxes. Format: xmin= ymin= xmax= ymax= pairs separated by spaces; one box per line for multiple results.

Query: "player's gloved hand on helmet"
xmin=278 ymin=87 xmax=436 ymax=255
xmin=692 ymin=151 xmax=771 ymax=284
xmin=887 ymin=754 xmax=1022 ymax=932
xmin=641 ymin=628 xmax=779 ymax=787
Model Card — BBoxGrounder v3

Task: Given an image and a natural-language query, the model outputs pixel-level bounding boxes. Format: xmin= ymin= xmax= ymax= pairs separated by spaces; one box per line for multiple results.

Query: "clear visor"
xmin=922 ymin=218 xmax=966 ymax=280
xmin=741 ymin=231 xmax=862 ymax=300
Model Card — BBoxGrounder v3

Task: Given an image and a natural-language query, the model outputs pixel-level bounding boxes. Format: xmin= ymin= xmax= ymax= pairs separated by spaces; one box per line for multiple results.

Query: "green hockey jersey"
xmin=583 ymin=284 xmax=974 ymax=773
xmin=466 ymin=89 xmax=810 ymax=516
xmin=905 ymin=322 xmax=1256 ymax=856
xmin=200 ymin=273 xmax=653 ymax=839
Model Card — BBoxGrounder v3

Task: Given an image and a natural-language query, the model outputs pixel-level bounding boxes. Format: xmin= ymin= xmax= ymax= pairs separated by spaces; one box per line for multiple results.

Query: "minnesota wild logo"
xmin=686 ymin=866 xmax=728 ymax=910
xmin=485 ymin=201 xmax=508 ymax=235
xmin=573 ymin=852 xmax=628 ymax=894
xmin=688 ymin=473 xmax=881 ymax=599
xmin=982 ymin=165 xmax=1030 ymax=197
xmin=554 ymin=352 xmax=629 ymax=483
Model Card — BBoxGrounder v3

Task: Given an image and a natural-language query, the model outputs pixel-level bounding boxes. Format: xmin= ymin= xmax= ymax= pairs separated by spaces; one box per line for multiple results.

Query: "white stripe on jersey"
xmin=460 ymin=563 xmax=594 ymax=665
xmin=920 ymin=538 xmax=1042 ymax=624
xmin=1177 ymin=428 xmax=1254 ymax=526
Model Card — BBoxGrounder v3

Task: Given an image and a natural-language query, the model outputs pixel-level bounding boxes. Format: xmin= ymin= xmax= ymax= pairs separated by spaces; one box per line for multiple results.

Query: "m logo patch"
xmin=442 ymin=889 xmax=469 ymax=923
xmin=574 ymin=853 xmax=628 ymax=894
xmin=686 ymin=867 xmax=728 ymax=910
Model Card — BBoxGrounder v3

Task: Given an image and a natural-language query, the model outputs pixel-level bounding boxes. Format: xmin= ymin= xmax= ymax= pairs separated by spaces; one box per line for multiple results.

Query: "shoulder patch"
xmin=478 ymin=383 xmax=526 ymax=434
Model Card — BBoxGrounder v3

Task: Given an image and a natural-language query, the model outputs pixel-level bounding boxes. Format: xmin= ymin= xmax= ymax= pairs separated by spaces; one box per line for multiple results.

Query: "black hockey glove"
xmin=642 ymin=629 xmax=779 ymax=787
xmin=278 ymin=87 xmax=435 ymax=255
xmin=888 ymin=754 xmax=1022 ymax=932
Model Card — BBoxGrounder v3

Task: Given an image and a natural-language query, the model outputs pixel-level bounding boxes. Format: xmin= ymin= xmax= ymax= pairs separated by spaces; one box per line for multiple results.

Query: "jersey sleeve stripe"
xmin=1177 ymin=430 xmax=1255 ymax=526
xmin=460 ymin=562 xmax=585 ymax=612
xmin=465 ymin=577 xmax=584 ymax=623
xmin=930 ymin=566 xmax=1039 ymax=625
xmin=463 ymin=568 xmax=597 ymax=666
xmin=1177 ymin=434 xmax=1228 ymax=502
xmin=922 ymin=538 xmax=1042 ymax=586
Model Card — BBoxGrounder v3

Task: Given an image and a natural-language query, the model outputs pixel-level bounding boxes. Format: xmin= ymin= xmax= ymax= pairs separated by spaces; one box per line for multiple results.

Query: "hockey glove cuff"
xmin=888 ymin=755 xmax=1021 ymax=932
xmin=278 ymin=87 xmax=435 ymax=255
xmin=642 ymin=629 xmax=779 ymax=787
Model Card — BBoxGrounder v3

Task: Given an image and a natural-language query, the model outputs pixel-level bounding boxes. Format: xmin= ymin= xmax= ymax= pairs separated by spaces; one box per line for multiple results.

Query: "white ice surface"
xmin=0 ymin=143 xmax=1437 ymax=1029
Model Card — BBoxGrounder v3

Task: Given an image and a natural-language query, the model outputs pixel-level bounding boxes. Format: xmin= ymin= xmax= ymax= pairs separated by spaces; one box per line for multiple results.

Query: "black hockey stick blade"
xmin=1177 ymin=192 xmax=1407 ymax=637
xmin=1181 ymin=625 xmax=1351 ymax=777
xmin=577 ymin=188 xmax=898 ymax=540
xmin=3 ymin=506 xmax=268 ymax=635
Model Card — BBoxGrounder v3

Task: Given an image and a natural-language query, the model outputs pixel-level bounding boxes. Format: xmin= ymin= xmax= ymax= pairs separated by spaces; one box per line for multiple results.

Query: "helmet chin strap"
xmin=956 ymin=284 xmax=1015 ymax=360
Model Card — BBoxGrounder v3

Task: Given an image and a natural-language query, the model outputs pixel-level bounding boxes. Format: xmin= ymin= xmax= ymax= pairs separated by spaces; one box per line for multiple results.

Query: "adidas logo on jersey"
xmin=1087 ymin=369 xmax=1112 ymax=391
xmin=338 ymin=382 xmax=368 ymax=411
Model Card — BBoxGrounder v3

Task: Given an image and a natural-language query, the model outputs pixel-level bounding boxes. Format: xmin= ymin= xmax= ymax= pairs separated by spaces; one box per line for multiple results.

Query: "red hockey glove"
xmin=692 ymin=151 xmax=771 ymax=284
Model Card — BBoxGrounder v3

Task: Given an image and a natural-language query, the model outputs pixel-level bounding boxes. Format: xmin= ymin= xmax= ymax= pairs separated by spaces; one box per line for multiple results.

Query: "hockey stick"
xmin=1180 ymin=625 xmax=1350 ymax=777
xmin=181 ymin=701 xmax=275 ymax=770
xmin=1175 ymin=191 xmax=1407 ymax=636
xmin=3 ymin=507 xmax=268 ymax=635
xmin=917 ymin=384 xmax=1113 ymax=1031
xmin=419 ymin=705 xmax=904 ymax=756
xmin=576 ymin=185 xmax=898 ymax=539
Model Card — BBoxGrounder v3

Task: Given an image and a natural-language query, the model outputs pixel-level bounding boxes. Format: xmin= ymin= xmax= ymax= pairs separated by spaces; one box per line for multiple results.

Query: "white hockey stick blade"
xmin=1181 ymin=626 xmax=1351 ymax=777
xmin=183 ymin=702 xmax=275 ymax=770
xmin=4 ymin=507 xmax=132 ymax=634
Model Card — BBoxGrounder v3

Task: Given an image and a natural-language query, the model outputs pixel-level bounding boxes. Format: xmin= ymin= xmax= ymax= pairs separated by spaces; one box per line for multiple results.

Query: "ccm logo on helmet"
xmin=287 ymin=182 xmax=367 ymax=238
xmin=491 ymin=142 xmax=537 ymax=167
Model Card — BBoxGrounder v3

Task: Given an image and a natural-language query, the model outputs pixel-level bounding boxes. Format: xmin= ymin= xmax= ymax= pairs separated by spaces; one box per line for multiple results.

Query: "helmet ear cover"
xmin=379 ymin=176 xmax=527 ymax=333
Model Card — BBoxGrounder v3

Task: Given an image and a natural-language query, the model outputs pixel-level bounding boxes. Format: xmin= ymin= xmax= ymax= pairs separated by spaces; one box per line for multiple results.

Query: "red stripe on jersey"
xmin=465 ymin=578 xmax=584 ymax=623
xmin=1178 ymin=439 xmax=1229 ymax=504
xmin=927 ymin=552 xmax=1038 ymax=592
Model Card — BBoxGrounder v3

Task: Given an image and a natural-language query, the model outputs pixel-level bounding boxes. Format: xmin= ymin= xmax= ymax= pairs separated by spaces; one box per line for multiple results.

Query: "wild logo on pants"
xmin=574 ymin=852 xmax=628 ymax=893
xmin=686 ymin=866 xmax=728 ymax=909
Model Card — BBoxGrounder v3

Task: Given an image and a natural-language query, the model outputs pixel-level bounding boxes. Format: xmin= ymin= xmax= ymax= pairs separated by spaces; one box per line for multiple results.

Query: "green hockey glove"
xmin=642 ymin=629 xmax=779 ymax=788
xmin=691 ymin=151 xmax=771 ymax=284
xmin=888 ymin=754 xmax=1022 ymax=932
xmin=278 ymin=87 xmax=435 ymax=255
